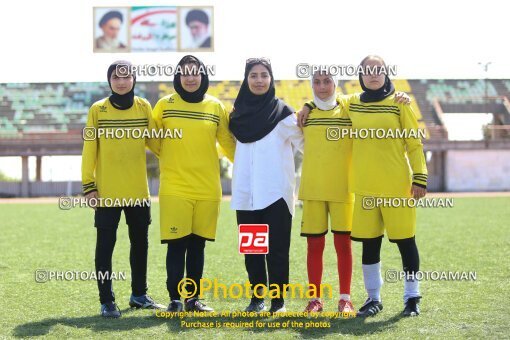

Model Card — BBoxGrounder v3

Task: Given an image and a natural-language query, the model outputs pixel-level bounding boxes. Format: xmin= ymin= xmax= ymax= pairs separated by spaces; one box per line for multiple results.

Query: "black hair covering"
xmin=107 ymin=60 xmax=135 ymax=110
xmin=185 ymin=9 xmax=209 ymax=25
xmin=99 ymin=11 xmax=123 ymax=27
xmin=359 ymin=71 xmax=395 ymax=103
xmin=229 ymin=59 xmax=294 ymax=143
xmin=173 ymin=55 xmax=209 ymax=103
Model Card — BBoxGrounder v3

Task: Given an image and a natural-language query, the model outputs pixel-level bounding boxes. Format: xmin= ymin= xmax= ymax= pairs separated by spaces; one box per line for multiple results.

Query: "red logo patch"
xmin=238 ymin=224 xmax=269 ymax=254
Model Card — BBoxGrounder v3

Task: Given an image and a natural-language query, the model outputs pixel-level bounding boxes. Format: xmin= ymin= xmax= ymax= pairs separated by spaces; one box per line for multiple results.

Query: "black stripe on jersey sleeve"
xmin=305 ymin=102 xmax=316 ymax=110
xmin=83 ymin=182 xmax=97 ymax=195
xmin=412 ymin=182 xmax=427 ymax=189
xmin=413 ymin=175 xmax=428 ymax=180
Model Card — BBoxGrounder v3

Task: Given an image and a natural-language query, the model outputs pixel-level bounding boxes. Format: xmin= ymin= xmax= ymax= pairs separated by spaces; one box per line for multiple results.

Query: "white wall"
xmin=446 ymin=150 xmax=510 ymax=191
xmin=0 ymin=0 xmax=509 ymax=82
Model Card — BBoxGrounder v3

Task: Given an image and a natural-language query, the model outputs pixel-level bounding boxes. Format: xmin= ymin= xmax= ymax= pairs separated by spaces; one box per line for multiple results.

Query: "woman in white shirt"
xmin=229 ymin=58 xmax=304 ymax=313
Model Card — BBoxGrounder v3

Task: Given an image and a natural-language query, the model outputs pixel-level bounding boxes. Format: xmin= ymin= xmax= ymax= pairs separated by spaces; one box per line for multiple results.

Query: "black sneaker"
xmin=356 ymin=298 xmax=383 ymax=317
xmin=269 ymin=298 xmax=286 ymax=313
xmin=402 ymin=296 xmax=421 ymax=317
xmin=100 ymin=302 xmax=121 ymax=318
xmin=185 ymin=298 xmax=214 ymax=312
xmin=167 ymin=300 xmax=184 ymax=312
xmin=129 ymin=294 xmax=166 ymax=309
xmin=245 ymin=297 xmax=266 ymax=312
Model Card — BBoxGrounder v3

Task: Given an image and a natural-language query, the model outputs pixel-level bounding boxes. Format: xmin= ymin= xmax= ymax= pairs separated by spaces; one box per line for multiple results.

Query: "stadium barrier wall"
xmin=445 ymin=150 xmax=510 ymax=191
xmin=0 ymin=178 xmax=233 ymax=198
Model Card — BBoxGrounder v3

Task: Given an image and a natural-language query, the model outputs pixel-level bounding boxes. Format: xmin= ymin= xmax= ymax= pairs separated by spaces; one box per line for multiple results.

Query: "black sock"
xmin=166 ymin=238 xmax=188 ymax=300
xmin=362 ymin=237 xmax=383 ymax=265
xmin=396 ymin=237 xmax=420 ymax=277
xmin=186 ymin=234 xmax=206 ymax=299
xmin=95 ymin=227 xmax=117 ymax=304
xmin=128 ymin=224 xmax=149 ymax=297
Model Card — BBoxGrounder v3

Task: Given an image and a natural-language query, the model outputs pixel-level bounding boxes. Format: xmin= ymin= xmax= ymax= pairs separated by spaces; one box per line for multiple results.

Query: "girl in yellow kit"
xmin=298 ymin=56 xmax=426 ymax=317
xmin=82 ymin=60 xmax=164 ymax=318
xmin=348 ymin=55 xmax=427 ymax=317
xmin=152 ymin=55 xmax=236 ymax=313
xmin=299 ymin=70 xmax=355 ymax=313
xmin=298 ymin=67 xmax=412 ymax=315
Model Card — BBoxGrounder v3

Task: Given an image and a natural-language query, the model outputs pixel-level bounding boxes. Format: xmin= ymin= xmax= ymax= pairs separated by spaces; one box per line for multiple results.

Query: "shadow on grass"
xmin=260 ymin=313 xmax=405 ymax=338
xmin=13 ymin=308 xmax=404 ymax=337
xmin=13 ymin=308 xmax=178 ymax=337
xmin=173 ymin=313 xmax=405 ymax=337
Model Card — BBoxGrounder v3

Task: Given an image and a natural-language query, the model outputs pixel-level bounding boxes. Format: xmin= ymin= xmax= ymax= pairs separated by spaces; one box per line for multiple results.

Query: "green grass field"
xmin=1 ymin=197 xmax=509 ymax=339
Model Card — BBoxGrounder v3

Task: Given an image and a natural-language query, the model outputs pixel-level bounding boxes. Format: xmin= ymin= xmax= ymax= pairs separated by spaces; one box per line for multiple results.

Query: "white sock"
xmin=340 ymin=294 xmax=350 ymax=301
xmin=403 ymin=278 xmax=420 ymax=304
xmin=362 ymin=262 xmax=383 ymax=302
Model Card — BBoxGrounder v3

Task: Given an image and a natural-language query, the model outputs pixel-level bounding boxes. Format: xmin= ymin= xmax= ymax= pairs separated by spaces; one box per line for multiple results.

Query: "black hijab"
xmin=229 ymin=59 xmax=293 ymax=143
xmin=359 ymin=71 xmax=395 ymax=103
xmin=107 ymin=60 xmax=136 ymax=110
xmin=173 ymin=55 xmax=209 ymax=103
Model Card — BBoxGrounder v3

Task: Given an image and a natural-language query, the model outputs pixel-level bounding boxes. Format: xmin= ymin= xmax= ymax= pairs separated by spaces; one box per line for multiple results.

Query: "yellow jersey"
xmin=152 ymin=93 xmax=235 ymax=201
xmin=347 ymin=94 xmax=427 ymax=197
xmin=81 ymin=96 xmax=159 ymax=200
xmin=299 ymin=96 xmax=354 ymax=203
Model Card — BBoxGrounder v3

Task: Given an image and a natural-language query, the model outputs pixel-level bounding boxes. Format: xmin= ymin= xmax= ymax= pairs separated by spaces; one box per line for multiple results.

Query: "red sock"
xmin=334 ymin=233 xmax=352 ymax=296
xmin=307 ymin=235 xmax=325 ymax=298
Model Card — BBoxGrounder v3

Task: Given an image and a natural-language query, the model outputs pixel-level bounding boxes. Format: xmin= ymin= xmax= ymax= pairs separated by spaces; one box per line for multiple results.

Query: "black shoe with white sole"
xmin=356 ymin=298 xmax=383 ymax=317
xmin=185 ymin=298 xmax=214 ymax=312
xmin=100 ymin=301 xmax=121 ymax=318
xmin=129 ymin=294 xmax=166 ymax=309
xmin=167 ymin=300 xmax=184 ymax=312
xmin=245 ymin=297 xmax=266 ymax=312
xmin=269 ymin=298 xmax=286 ymax=313
xmin=402 ymin=296 xmax=421 ymax=317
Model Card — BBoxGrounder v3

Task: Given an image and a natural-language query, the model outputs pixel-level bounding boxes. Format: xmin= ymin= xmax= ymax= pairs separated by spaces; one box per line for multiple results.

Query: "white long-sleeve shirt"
xmin=230 ymin=114 xmax=304 ymax=215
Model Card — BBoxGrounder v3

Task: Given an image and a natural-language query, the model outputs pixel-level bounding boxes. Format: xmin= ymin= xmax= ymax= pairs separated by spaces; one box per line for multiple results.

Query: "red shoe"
xmin=304 ymin=299 xmax=323 ymax=313
xmin=338 ymin=299 xmax=355 ymax=313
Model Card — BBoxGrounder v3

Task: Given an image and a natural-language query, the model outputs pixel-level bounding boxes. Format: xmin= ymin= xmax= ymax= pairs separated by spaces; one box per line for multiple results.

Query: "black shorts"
xmin=94 ymin=206 xmax=151 ymax=229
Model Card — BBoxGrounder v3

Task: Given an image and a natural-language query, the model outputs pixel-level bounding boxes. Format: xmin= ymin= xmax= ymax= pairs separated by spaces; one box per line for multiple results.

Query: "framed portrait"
xmin=178 ymin=6 xmax=214 ymax=52
xmin=93 ymin=7 xmax=130 ymax=53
